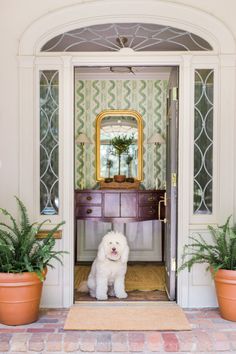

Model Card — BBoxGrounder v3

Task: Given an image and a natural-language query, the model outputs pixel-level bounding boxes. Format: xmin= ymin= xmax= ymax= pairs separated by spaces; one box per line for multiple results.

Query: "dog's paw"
xmin=96 ymin=294 xmax=108 ymax=300
xmin=116 ymin=291 xmax=128 ymax=299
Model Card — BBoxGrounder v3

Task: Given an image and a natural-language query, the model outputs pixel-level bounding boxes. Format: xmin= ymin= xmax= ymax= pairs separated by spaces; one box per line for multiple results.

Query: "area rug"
xmin=75 ymin=263 xmax=166 ymax=292
xmin=64 ymin=302 xmax=191 ymax=331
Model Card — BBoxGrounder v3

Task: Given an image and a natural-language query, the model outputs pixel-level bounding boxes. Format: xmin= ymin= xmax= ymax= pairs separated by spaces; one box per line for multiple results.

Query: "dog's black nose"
xmin=112 ymin=247 xmax=116 ymax=251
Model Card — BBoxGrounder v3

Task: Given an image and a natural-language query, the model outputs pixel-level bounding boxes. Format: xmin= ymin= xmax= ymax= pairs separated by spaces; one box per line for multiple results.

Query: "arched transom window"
xmin=41 ymin=23 xmax=212 ymax=52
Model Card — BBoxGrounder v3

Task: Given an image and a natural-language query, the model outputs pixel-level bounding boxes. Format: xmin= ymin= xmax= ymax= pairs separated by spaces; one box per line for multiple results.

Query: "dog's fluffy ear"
xmin=97 ymin=240 xmax=106 ymax=261
xmin=121 ymin=243 xmax=129 ymax=263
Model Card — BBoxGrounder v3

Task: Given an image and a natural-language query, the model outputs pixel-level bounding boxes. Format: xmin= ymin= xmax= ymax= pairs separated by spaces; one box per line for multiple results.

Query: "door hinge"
xmin=172 ymin=87 xmax=178 ymax=101
xmin=172 ymin=173 xmax=177 ymax=187
xmin=171 ymin=258 xmax=176 ymax=272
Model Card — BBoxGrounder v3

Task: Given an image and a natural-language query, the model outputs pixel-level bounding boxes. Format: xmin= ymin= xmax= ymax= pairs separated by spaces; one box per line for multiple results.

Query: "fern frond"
xmin=0 ymin=208 xmax=20 ymax=237
xmin=178 ymin=216 xmax=236 ymax=273
xmin=15 ymin=196 xmax=30 ymax=233
xmin=0 ymin=197 xmax=66 ymax=275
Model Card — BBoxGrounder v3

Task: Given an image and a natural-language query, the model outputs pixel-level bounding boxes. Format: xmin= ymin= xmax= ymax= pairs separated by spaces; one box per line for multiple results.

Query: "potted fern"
xmin=179 ymin=216 xmax=236 ymax=321
xmin=0 ymin=197 xmax=65 ymax=325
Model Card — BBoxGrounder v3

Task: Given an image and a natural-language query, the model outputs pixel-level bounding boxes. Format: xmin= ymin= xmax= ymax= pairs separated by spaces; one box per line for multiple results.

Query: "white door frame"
xmin=18 ymin=1 xmax=236 ymax=308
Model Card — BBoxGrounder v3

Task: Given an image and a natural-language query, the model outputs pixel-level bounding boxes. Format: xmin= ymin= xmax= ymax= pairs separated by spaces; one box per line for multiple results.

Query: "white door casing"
xmin=18 ymin=0 xmax=236 ymax=308
xmin=165 ymin=67 xmax=178 ymax=300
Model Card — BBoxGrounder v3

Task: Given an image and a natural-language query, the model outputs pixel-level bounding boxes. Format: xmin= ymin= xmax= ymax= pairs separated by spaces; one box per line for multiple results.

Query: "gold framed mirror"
xmin=96 ymin=110 xmax=143 ymax=181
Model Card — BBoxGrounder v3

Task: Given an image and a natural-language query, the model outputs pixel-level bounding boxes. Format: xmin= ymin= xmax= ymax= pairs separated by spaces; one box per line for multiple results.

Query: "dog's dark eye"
xmin=109 ymin=241 xmax=112 ymax=244
xmin=116 ymin=241 xmax=119 ymax=245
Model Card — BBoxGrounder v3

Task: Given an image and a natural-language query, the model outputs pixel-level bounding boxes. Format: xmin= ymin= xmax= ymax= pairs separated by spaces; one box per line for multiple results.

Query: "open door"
xmin=164 ymin=67 xmax=179 ymax=300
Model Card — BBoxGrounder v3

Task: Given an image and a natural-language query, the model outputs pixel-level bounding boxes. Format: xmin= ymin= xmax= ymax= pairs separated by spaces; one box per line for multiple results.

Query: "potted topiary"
xmin=0 ymin=197 xmax=65 ymax=325
xmin=179 ymin=216 xmax=236 ymax=321
xmin=110 ymin=134 xmax=134 ymax=182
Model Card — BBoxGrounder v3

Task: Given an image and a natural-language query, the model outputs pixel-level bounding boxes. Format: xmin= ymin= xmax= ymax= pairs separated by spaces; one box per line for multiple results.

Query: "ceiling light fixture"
xmin=109 ymin=66 xmax=134 ymax=74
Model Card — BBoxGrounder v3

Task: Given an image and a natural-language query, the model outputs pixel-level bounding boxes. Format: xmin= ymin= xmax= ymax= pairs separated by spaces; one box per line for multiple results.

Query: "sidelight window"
xmin=39 ymin=70 xmax=59 ymax=215
xmin=193 ymin=69 xmax=214 ymax=214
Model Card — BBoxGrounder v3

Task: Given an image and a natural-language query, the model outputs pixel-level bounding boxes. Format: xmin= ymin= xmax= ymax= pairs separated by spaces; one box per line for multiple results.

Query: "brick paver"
xmin=0 ymin=308 xmax=236 ymax=352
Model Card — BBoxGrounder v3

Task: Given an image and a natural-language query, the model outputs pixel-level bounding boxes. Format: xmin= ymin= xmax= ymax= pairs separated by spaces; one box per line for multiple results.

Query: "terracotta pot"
xmin=114 ymin=175 xmax=126 ymax=183
xmin=214 ymin=269 xmax=236 ymax=321
xmin=0 ymin=269 xmax=47 ymax=325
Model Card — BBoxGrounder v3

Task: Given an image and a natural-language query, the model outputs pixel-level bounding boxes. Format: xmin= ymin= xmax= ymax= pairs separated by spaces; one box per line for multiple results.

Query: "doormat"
xmin=64 ymin=302 xmax=191 ymax=331
xmin=75 ymin=263 xmax=166 ymax=292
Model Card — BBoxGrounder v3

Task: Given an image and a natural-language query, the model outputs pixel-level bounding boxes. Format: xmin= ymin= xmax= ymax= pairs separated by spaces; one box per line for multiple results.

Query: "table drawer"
xmin=75 ymin=192 xmax=102 ymax=205
xmin=138 ymin=192 xmax=158 ymax=204
xmin=139 ymin=205 xmax=158 ymax=219
xmin=76 ymin=206 xmax=102 ymax=218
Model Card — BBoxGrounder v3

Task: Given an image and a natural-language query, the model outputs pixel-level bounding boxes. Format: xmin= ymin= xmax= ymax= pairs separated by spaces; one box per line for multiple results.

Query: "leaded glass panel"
xmin=40 ymin=70 xmax=59 ymax=215
xmin=41 ymin=23 xmax=213 ymax=52
xmin=193 ymin=69 xmax=214 ymax=214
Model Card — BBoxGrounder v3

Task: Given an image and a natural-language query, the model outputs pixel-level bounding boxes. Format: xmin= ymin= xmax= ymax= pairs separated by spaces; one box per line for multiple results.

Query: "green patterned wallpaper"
xmin=75 ymin=79 xmax=167 ymax=189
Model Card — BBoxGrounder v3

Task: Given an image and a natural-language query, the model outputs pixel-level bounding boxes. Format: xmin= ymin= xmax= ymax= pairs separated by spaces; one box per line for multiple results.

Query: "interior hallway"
xmin=0 ymin=308 xmax=235 ymax=352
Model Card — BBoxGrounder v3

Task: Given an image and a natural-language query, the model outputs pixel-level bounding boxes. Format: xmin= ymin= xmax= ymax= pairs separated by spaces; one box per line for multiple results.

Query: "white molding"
xmin=219 ymin=54 xmax=236 ymax=67
xmin=218 ymin=63 xmax=236 ymax=224
xmin=61 ymin=55 xmax=75 ymax=307
xmin=18 ymin=56 xmax=35 ymax=68
xmin=74 ymin=72 xmax=170 ymax=81
xmin=19 ymin=0 xmax=236 ymax=56
xmin=176 ymin=55 xmax=192 ymax=307
xmin=71 ymin=52 xmax=183 ymax=66
xmin=18 ymin=64 xmax=35 ymax=222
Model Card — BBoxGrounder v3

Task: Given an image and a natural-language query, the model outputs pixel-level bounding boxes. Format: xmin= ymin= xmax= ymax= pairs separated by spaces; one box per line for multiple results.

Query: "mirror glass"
xmin=96 ymin=110 xmax=143 ymax=181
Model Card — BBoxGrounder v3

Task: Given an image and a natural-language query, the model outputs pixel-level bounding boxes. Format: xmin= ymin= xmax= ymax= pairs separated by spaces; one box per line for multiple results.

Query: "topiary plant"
xmin=0 ymin=196 xmax=65 ymax=280
xmin=110 ymin=134 xmax=134 ymax=175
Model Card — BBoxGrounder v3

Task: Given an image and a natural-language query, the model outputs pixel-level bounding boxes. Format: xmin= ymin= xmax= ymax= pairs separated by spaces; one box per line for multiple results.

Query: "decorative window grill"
xmin=193 ymin=69 xmax=214 ymax=214
xmin=39 ymin=70 xmax=59 ymax=215
xmin=41 ymin=23 xmax=212 ymax=52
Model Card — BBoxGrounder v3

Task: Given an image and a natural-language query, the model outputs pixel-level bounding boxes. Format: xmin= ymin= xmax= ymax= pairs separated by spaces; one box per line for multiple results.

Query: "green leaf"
xmin=178 ymin=216 xmax=236 ymax=272
xmin=0 ymin=197 xmax=67 ymax=277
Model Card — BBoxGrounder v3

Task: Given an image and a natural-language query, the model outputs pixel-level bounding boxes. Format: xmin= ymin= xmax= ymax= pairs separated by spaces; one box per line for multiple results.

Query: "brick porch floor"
xmin=1 ymin=308 xmax=236 ymax=353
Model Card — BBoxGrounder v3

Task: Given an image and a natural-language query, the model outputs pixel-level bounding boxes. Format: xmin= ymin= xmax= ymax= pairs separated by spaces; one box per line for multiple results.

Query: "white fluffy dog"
xmin=79 ymin=231 xmax=129 ymax=300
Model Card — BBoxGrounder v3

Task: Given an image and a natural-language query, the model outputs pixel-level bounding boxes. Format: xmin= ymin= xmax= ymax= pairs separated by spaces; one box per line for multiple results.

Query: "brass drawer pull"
xmin=148 ymin=197 xmax=154 ymax=201
xmin=148 ymin=209 xmax=154 ymax=214
xmin=86 ymin=196 xmax=92 ymax=201
xmin=86 ymin=209 xmax=92 ymax=214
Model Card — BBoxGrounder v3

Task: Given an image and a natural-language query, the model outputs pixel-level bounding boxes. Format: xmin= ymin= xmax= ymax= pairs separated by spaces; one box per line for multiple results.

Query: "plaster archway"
xmin=19 ymin=0 xmax=235 ymax=55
